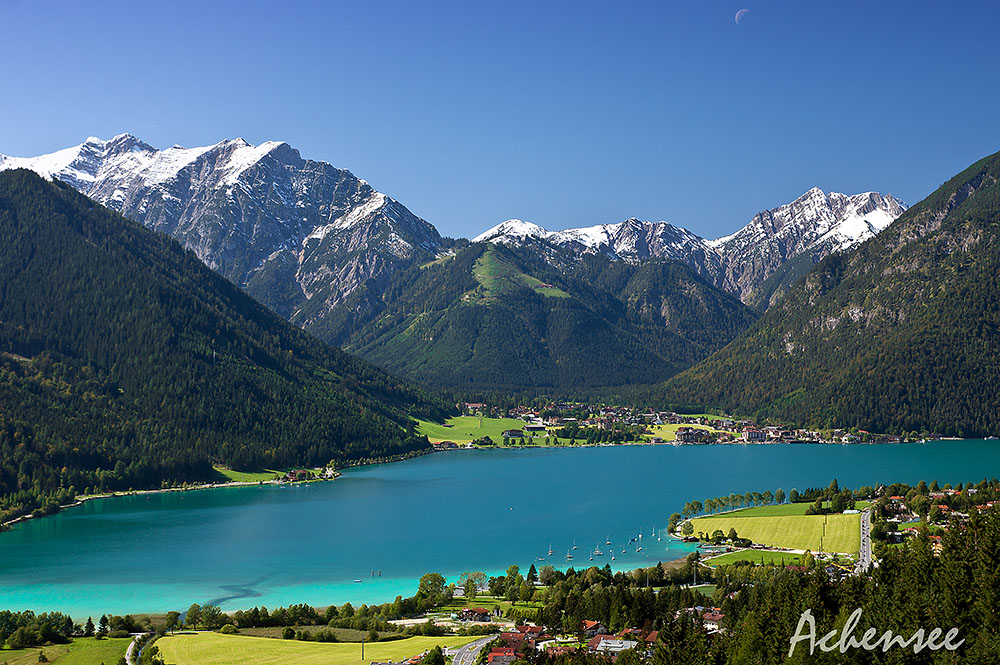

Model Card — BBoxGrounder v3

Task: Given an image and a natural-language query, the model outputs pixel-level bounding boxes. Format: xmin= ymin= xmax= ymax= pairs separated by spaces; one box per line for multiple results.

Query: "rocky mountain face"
xmin=660 ymin=149 xmax=1000 ymax=436
xmin=473 ymin=188 xmax=907 ymax=308
xmin=0 ymin=134 xmax=442 ymax=322
xmin=1 ymin=134 xmax=905 ymax=387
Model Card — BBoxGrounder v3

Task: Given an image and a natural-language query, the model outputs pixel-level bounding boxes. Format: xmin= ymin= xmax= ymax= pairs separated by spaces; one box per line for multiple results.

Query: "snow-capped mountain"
xmin=0 ymin=134 xmax=442 ymax=322
xmin=472 ymin=188 xmax=906 ymax=304
xmin=711 ymin=188 xmax=907 ymax=300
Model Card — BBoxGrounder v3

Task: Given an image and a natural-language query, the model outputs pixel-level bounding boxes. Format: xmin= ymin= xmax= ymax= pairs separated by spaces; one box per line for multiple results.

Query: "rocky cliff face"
xmin=0 ymin=134 xmax=442 ymax=320
xmin=473 ymin=188 xmax=906 ymax=306
xmin=710 ymin=188 xmax=907 ymax=304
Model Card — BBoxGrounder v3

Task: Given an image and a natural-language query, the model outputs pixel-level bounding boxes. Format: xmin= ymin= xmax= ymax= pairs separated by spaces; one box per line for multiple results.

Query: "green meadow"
xmin=156 ymin=633 xmax=478 ymax=665
xmin=690 ymin=512 xmax=861 ymax=554
xmin=0 ymin=637 xmax=131 ymax=665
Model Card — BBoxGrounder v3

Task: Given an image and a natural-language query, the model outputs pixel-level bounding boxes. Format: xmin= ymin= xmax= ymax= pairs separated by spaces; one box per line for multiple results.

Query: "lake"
xmin=2 ymin=441 xmax=999 ymax=618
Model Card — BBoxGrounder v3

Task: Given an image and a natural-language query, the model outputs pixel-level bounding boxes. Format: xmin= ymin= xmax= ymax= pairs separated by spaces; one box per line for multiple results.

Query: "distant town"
xmin=423 ymin=401 xmax=947 ymax=452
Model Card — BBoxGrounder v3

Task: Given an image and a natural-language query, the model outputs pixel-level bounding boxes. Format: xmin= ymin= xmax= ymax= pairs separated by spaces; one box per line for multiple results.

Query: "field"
xmin=156 ymin=633 xmax=479 ymax=665
xmin=416 ymin=416 xmax=528 ymax=443
xmin=704 ymin=550 xmax=803 ymax=567
xmin=648 ymin=423 xmax=733 ymax=440
xmin=0 ymin=637 xmax=131 ymax=665
xmin=689 ymin=513 xmax=861 ymax=554
xmin=435 ymin=594 xmax=544 ymax=614
xmin=472 ymin=247 xmax=570 ymax=299
xmin=698 ymin=500 xmax=872 ymax=519
xmin=212 ymin=465 xmax=282 ymax=482
xmin=417 ymin=415 xmax=751 ymax=446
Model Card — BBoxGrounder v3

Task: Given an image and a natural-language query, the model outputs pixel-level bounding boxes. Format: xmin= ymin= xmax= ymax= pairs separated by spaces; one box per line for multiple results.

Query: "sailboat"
xmin=593 ymin=542 xmax=604 ymax=556
xmin=605 ymin=534 xmax=612 ymax=545
xmin=565 ymin=550 xmax=574 ymax=561
xmin=548 ymin=543 xmax=554 ymax=556
xmin=572 ymin=539 xmax=578 ymax=550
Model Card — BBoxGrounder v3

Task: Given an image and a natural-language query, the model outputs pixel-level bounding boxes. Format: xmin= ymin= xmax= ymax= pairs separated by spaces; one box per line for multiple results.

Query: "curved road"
xmin=855 ymin=508 xmax=872 ymax=573
xmin=451 ymin=636 xmax=496 ymax=665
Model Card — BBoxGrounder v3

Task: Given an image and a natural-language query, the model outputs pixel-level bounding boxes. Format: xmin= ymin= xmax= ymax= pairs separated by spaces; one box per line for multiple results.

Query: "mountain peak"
xmin=472 ymin=219 xmax=549 ymax=244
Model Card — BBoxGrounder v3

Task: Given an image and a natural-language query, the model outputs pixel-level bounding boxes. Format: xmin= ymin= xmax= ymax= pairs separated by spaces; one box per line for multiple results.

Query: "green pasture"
xmin=156 ymin=633 xmax=478 ymax=665
xmin=689 ymin=513 xmax=860 ymax=554
xmin=705 ymin=550 xmax=803 ymax=567
xmin=0 ymin=637 xmax=131 ymax=665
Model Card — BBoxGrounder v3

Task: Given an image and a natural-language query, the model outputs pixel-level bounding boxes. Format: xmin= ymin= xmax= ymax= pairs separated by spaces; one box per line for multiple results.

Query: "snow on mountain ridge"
xmin=0 ymin=134 xmax=442 ymax=334
xmin=472 ymin=188 xmax=907 ymax=302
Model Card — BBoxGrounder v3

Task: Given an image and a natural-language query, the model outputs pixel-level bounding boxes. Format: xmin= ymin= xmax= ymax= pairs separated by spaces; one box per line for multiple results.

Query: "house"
xmin=676 ymin=427 xmax=702 ymax=443
xmin=499 ymin=632 xmax=527 ymax=649
xmin=460 ymin=607 xmax=491 ymax=622
xmin=525 ymin=424 xmax=547 ymax=434
xmin=547 ymin=646 xmax=576 ymax=657
xmin=581 ymin=620 xmax=607 ymax=637
xmin=644 ymin=631 xmax=659 ymax=644
xmin=595 ymin=639 xmax=638 ymax=655
xmin=742 ymin=429 xmax=766 ymax=443
xmin=487 ymin=648 xmax=517 ymax=663
xmin=489 ymin=657 xmax=516 ymax=665
xmin=432 ymin=441 xmax=458 ymax=451
xmin=502 ymin=430 xmax=524 ymax=438
xmin=701 ymin=611 xmax=725 ymax=632
xmin=586 ymin=634 xmax=616 ymax=651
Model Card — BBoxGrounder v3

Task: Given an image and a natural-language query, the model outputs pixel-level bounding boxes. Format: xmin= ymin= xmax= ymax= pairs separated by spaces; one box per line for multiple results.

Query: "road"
xmin=855 ymin=507 xmax=872 ymax=573
xmin=450 ymin=636 xmax=496 ymax=665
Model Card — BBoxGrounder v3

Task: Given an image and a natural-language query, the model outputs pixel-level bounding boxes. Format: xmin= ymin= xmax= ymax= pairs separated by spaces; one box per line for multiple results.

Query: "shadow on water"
xmin=204 ymin=571 xmax=277 ymax=607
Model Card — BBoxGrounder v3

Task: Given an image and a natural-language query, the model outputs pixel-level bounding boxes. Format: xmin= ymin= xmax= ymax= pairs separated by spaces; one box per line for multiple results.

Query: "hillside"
xmin=338 ymin=243 xmax=757 ymax=392
xmin=0 ymin=134 xmax=443 ymax=329
xmin=660 ymin=150 xmax=1000 ymax=435
xmin=0 ymin=170 xmax=448 ymax=524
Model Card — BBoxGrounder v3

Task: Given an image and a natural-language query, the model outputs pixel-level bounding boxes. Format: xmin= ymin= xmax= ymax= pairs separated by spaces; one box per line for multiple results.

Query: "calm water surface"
xmin=3 ymin=441 xmax=1000 ymax=616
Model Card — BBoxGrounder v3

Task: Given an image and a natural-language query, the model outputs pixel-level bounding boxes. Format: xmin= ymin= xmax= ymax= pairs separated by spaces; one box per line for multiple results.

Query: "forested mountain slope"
xmin=660 ymin=150 xmax=1000 ymax=436
xmin=0 ymin=170 xmax=448 ymax=524
xmin=339 ymin=243 xmax=757 ymax=391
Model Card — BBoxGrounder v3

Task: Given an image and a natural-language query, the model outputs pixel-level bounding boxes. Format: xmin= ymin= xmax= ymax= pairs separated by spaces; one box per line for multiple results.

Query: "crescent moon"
xmin=735 ymin=8 xmax=750 ymax=24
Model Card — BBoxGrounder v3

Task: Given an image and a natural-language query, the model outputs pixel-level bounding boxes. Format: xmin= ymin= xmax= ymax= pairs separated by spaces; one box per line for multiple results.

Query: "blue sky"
xmin=2 ymin=0 xmax=999 ymax=239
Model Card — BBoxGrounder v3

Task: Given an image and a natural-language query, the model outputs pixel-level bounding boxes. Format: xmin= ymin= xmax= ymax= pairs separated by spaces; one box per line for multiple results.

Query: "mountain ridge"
xmin=472 ymin=187 xmax=907 ymax=306
xmin=0 ymin=134 xmax=444 ymax=324
xmin=658 ymin=149 xmax=1000 ymax=435
xmin=0 ymin=169 xmax=447 ymax=524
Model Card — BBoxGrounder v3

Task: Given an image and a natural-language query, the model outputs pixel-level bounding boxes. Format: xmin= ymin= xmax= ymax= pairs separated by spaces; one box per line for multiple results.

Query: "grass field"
xmin=648 ymin=423 xmax=736 ymax=440
xmin=238 ymin=627 xmax=401 ymax=641
xmin=688 ymin=583 xmax=717 ymax=597
xmin=212 ymin=465 xmax=282 ymax=482
xmin=156 ymin=633 xmax=479 ymax=665
xmin=435 ymin=595 xmax=543 ymax=614
xmin=416 ymin=416 xmax=529 ymax=443
xmin=698 ymin=500 xmax=872 ymax=519
xmin=473 ymin=247 xmax=570 ymax=299
xmin=704 ymin=550 xmax=803 ymax=567
xmin=689 ymin=513 xmax=861 ymax=554
xmin=0 ymin=637 xmax=131 ymax=665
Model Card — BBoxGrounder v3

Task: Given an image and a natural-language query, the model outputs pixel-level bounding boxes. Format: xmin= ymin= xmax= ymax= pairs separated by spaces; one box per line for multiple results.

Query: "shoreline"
xmin=438 ymin=436 xmax=972 ymax=451
xmin=3 ymin=436 xmax=975 ymax=532
xmin=0 ymin=477 xmax=316 ymax=531
xmin=1 ymin=447 xmax=437 ymax=533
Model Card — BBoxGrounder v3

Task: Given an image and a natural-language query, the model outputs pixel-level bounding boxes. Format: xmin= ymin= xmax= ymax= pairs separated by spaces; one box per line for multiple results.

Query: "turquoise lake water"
xmin=3 ymin=441 xmax=1000 ymax=618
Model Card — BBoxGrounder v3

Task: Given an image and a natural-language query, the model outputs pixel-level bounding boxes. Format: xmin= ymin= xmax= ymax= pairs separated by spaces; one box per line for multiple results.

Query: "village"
xmin=440 ymin=606 xmax=725 ymax=664
xmin=439 ymin=401 xmax=933 ymax=447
